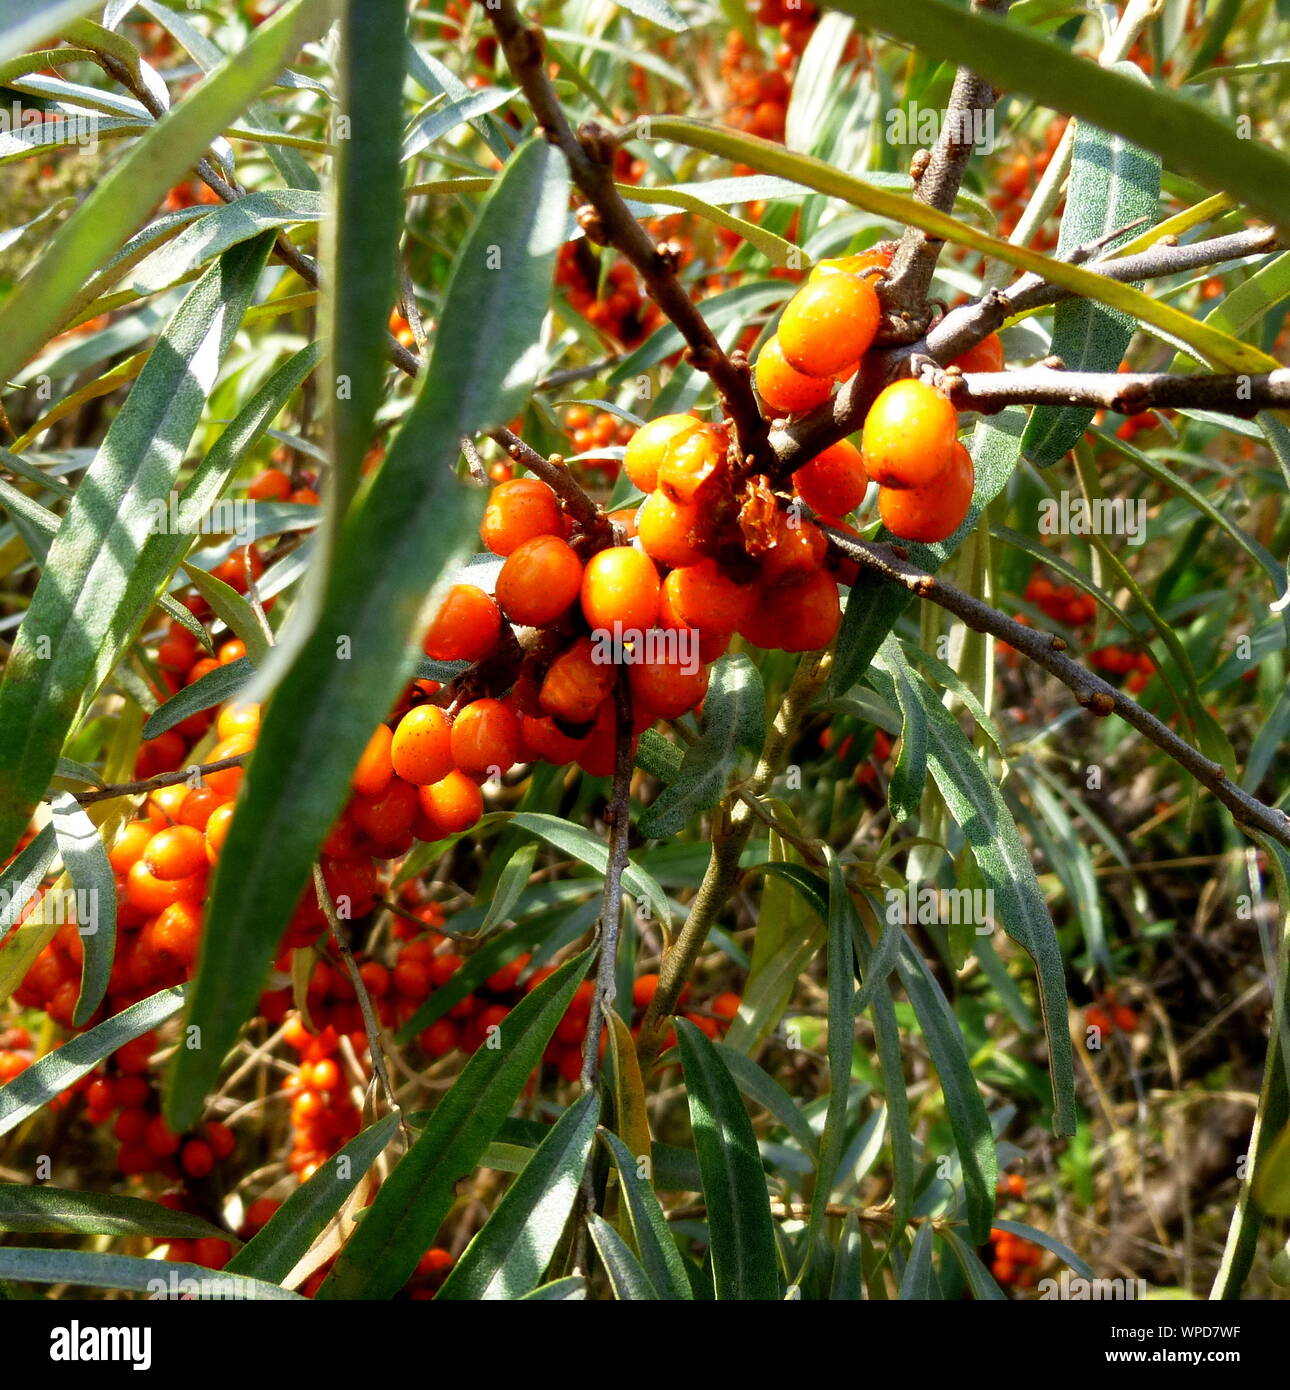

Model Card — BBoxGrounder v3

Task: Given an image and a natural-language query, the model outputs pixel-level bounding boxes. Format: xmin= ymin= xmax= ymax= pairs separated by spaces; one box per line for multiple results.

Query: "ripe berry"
xmin=581 ymin=546 xmax=661 ymax=633
xmin=637 ymin=492 xmax=703 ymax=568
xmin=177 ymin=787 xmax=223 ymax=832
xmin=877 ymin=440 xmax=974 ymax=543
xmin=419 ymin=1019 xmax=458 ymax=1056
xmin=629 ymin=650 xmax=709 ymax=719
xmin=417 ymin=769 xmax=484 ymax=837
xmin=739 ymin=570 xmax=841 ymax=652
xmin=205 ymin=732 xmax=255 ymax=797
xmin=143 ymin=825 xmax=207 ymax=881
xmin=350 ymin=777 xmax=418 ymax=844
xmin=144 ymin=1114 xmax=181 ymax=1158
xmin=247 ymin=467 xmax=291 ymax=501
xmin=861 ymin=379 xmax=958 ymax=489
xmin=623 ymin=414 xmax=705 ymax=493
xmin=108 ymin=822 xmax=153 ymax=875
xmin=759 ymin=511 xmax=826 ymax=585
xmin=792 ymin=438 xmax=868 ymax=516
xmin=495 ymin=534 xmax=583 ymax=627
xmin=204 ymin=803 xmax=234 ymax=862
xmin=480 ymin=478 xmax=562 ymax=555
xmin=777 ymin=272 xmax=880 ymax=377
xmin=656 ymin=427 xmax=724 ymax=506
xmin=180 ymin=1138 xmax=214 ymax=1179
xmin=450 ymin=698 xmax=521 ymax=777
xmin=390 ymin=705 xmax=454 ymax=786
xmin=126 ymin=859 xmax=206 ymax=913
xmin=353 ymin=723 xmax=394 ymax=799
xmin=658 ymin=562 xmax=751 ymax=643
xmin=755 ymin=335 xmax=835 ymax=415
xmin=951 ymin=331 xmax=1005 ymax=375
xmin=143 ymin=900 xmax=202 ymax=971
xmin=423 ymin=584 xmax=501 ymax=663
xmin=539 ymin=636 xmax=615 ymax=724
xmin=632 ymin=973 xmax=659 ymax=1008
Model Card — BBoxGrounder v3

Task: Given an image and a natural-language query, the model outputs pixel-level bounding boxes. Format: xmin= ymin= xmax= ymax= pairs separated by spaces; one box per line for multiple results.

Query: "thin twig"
xmin=818 ymin=526 xmax=1290 ymax=853
xmin=72 ymin=755 xmax=247 ymax=805
xmin=948 ymin=365 xmax=1290 ymax=415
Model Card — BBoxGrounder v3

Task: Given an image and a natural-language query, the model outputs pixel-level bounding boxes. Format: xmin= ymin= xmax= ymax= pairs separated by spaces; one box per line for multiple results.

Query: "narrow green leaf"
xmin=588 ymin=1212 xmax=658 ymax=1299
xmin=0 ymin=1248 xmax=298 ymax=1299
xmin=519 ymin=1275 xmax=587 ymax=1300
xmin=480 ymin=842 xmax=538 ymax=935
xmin=227 ymin=1115 xmax=399 ymax=1283
xmin=0 ymin=823 xmax=56 ymax=951
xmin=0 ymin=237 xmax=272 ymax=861
xmin=899 ymin=1222 xmax=936 ymax=1299
xmin=598 ymin=1129 xmax=692 ymax=1300
xmin=638 ymin=654 xmax=765 ymax=838
xmin=142 ymin=657 xmax=253 ymax=741
xmin=0 ymin=1184 xmax=229 ymax=1241
xmin=167 ymin=137 xmax=569 ymax=1129
xmin=318 ymin=949 xmax=592 ymax=1299
xmin=48 ymin=792 xmax=115 ymax=1027
xmin=676 ymin=1018 xmax=780 ymax=1300
xmin=0 ymin=986 xmax=184 ymax=1136
xmin=436 ymin=1091 xmax=599 ymax=1300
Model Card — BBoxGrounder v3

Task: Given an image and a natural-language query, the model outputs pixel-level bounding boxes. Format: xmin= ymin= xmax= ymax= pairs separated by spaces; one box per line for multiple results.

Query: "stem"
xmin=72 ymin=755 xmax=247 ymax=806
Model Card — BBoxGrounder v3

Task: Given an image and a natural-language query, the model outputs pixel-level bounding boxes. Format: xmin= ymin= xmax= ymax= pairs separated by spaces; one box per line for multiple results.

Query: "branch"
xmin=486 ymin=0 xmax=770 ymax=469
xmin=72 ymin=755 xmax=247 ymax=806
xmin=877 ymin=0 xmax=1013 ymax=334
xmin=818 ymin=526 xmax=1290 ymax=853
xmin=948 ymin=366 xmax=1290 ymax=416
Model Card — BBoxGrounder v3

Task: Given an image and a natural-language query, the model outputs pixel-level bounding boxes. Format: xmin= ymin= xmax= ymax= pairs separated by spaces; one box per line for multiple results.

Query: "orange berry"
xmin=423 ymin=584 xmax=501 ymax=663
xmin=629 ymin=648 xmax=709 ymax=719
xmin=951 ymin=332 xmax=1005 ymax=375
xmin=390 ymin=705 xmax=454 ymax=786
xmin=760 ymin=511 xmax=826 ymax=586
xmin=656 ymin=427 xmax=724 ymax=506
xmin=287 ymin=487 xmax=320 ymax=505
xmin=353 ymin=722 xmax=395 ymax=799
xmin=217 ymin=638 xmax=246 ymax=665
xmin=540 ymin=636 xmax=615 ymax=724
xmin=495 ymin=535 xmax=583 ymax=627
xmin=142 ymin=899 xmax=202 ymax=971
xmin=711 ymin=992 xmax=741 ymax=1021
xmin=108 ymin=822 xmax=153 ymax=875
xmin=755 ymin=335 xmax=835 ymax=415
xmin=637 ymin=492 xmax=703 ymax=568
xmin=632 ymin=973 xmax=659 ymax=1008
xmin=215 ymin=701 xmax=260 ymax=741
xmin=204 ymin=803 xmax=234 ymax=862
xmin=180 ymin=1138 xmax=214 ymax=1179
xmin=419 ymin=1019 xmax=458 ymax=1056
xmin=581 ymin=546 xmax=661 ymax=634
xmin=247 ymin=467 xmax=291 ymax=501
xmin=739 ymin=570 xmax=841 ymax=652
xmin=480 ymin=478 xmax=562 ymax=555
xmin=792 ymin=438 xmax=868 ymax=517
xmin=450 ymin=698 xmax=521 ymax=777
xmin=417 ymin=770 xmax=484 ymax=837
xmin=623 ymin=414 xmax=705 ymax=493
xmin=777 ymin=273 xmax=880 ymax=377
xmin=205 ymin=732 xmax=255 ymax=797
xmin=350 ymin=777 xmax=418 ymax=844
xmin=143 ymin=825 xmax=208 ymax=881
xmin=661 ymin=560 xmax=755 ymax=637
xmin=877 ymin=440 xmax=974 ymax=544
xmin=861 ymin=379 xmax=958 ymax=489
xmin=126 ymin=859 xmax=206 ymax=914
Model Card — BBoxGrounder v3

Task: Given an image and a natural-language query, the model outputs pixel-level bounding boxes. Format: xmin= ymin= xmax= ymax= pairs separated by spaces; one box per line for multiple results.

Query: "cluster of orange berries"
xmin=988 ymin=1174 xmax=1044 ymax=1289
xmin=722 ymin=32 xmax=794 ymax=141
xmin=160 ymin=179 xmax=222 ymax=215
xmin=754 ymin=246 xmax=980 ymax=544
xmin=246 ymin=464 xmax=322 ymax=507
xmin=819 ymin=725 xmax=894 ymax=788
xmin=1090 ymin=645 xmax=1155 ymax=695
xmin=278 ymin=1011 xmax=364 ymax=1181
xmin=0 ymin=1026 xmax=32 ymax=1084
xmin=1023 ymin=570 xmax=1097 ymax=628
xmin=555 ymin=241 xmax=659 ymax=347
xmin=1085 ymin=990 xmax=1139 ymax=1040
xmin=563 ymin=403 xmax=633 ymax=483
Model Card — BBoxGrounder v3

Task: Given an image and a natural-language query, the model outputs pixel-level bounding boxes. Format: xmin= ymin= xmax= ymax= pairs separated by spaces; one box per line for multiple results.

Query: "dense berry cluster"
xmin=988 ymin=1174 xmax=1045 ymax=1290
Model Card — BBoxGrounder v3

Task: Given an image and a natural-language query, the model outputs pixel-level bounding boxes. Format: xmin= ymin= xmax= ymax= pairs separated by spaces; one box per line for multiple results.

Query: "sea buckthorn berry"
xmin=661 ymin=560 xmax=755 ymax=637
xmin=759 ymin=512 xmax=827 ymax=586
xmin=350 ymin=776 xmax=418 ymax=844
xmin=657 ymin=428 xmax=724 ymax=506
xmin=540 ymin=636 xmax=615 ymax=724
xmin=754 ymin=335 xmax=835 ymax=415
xmin=109 ymin=822 xmax=153 ymax=875
xmin=417 ymin=769 xmax=485 ymax=837
xmin=211 ymin=544 xmax=264 ymax=594
xmin=480 ymin=478 xmax=562 ymax=555
xmin=450 ymin=698 xmax=521 ymax=777
xmin=624 ymin=414 xmax=705 ymax=493
xmin=423 ymin=584 xmax=501 ymax=663
xmin=739 ymin=570 xmax=841 ymax=652
xmin=205 ymin=803 xmax=234 ymax=862
xmin=247 ymin=466 xmax=291 ymax=501
xmin=637 ymin=492 xmax=703 ymax=569
xmin=205 ymin=732 xmax=255 ymax=797
xmin=877 ymin=440 xmax=974 ymax=543
xmin=519 ymin=713 xmax=586 ymax=765
xmin=180 ymin=1138 xmax=214 ymax=1179
xmin=217 ymin=639 xmax=246 ymax=665
xmin=390 ymin=705 xmax=454 ymax=786
xmin=353 ymin=722 xmax=395 ymax=799
xmin=143 ymin=825 xmax=207 ymax=881
xmin=792 ymin=438 xmax=868 ymax=517
xmin=861 ymin=379 xmax=958 ymax=489
xmin=145 ymin=1114 xmax=181 ymax=1158
xmin=629 ymin=646 xmax=709 ymax=719
xmin=143 ymin=900 xmax=202 ymax=971
xmin=216 ymin=701 xmax=260 ymax=742
xmin=420 ymin=1019 xmax=458 ymax=1056
xmin=778 ymin=272 xmax=880 ymax=378
xmin=711 ymin=992 xmax=741 ymax=1021
xmin=632 ymin=973 xmax=659 ymax=1009
xmin=127 ymin=858 xmax=206 ymax=913
xmin=495 ymin=535 xmax=583 ymax=627
xmin=951 ymin=331 xmax=1005 ymax=375
xmin=288 ymin=487 xmax=320 ymax=505
xmin=810 ymin=242 xmax=895 ymax=282
xmin=581 ymin=546 xmax=661 ymax=634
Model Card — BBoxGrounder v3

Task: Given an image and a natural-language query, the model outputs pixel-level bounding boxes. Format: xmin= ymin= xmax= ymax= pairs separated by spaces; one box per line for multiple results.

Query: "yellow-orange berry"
xmin=754 ymin=335 xmax=835 ymax=415
xmin=480 ymin=478 xmax=562 ymax=556
xmin=540 ymin=636 xmax=615 ymax=724
xmin=581 ymin=546 xmax=661 ymax=634
xmin=623 ymin=414 xmax=705 ymax=493
xmin=792 ymin=438 xmax=868 ymax=516
xmin=861 ymin=379 xmax=958 ymax=489
xmin=877 ymin=440 xmax=974 ymax=543
xmin=450 ymin=698 xmax=521 ymax=777
xmin=778 ymin=273 xmax=880 ymax=378
xmin=637 ymin=492 xmax=702 ymax=569
xmin=390 ymin=705 xmax=454 ymax=786
xmin=423 ymin=585 xmax=501 ymax=663
xmin=495 ymin=535 xmax=583 ymax=627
